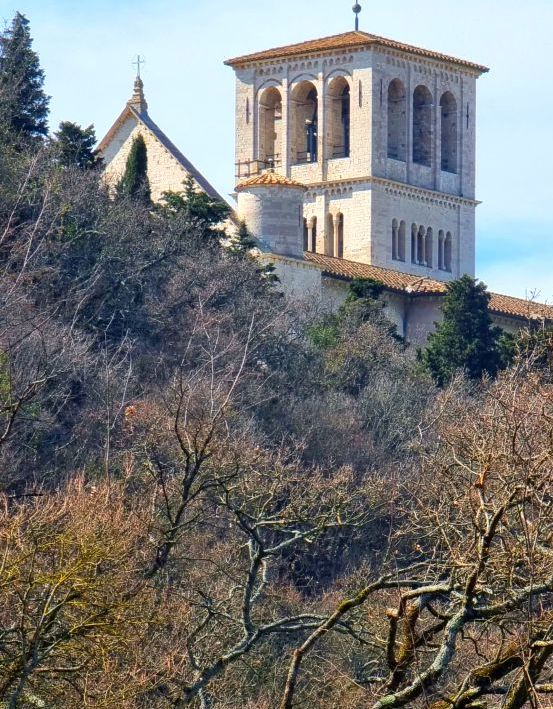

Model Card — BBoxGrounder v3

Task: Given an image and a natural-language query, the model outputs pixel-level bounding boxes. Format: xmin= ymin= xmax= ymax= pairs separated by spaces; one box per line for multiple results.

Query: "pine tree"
xmin=117 ymin=134 xmax=150 ymax=201
xmin=0 ymin=12 xmax=49 ymax=141
xmin=54 ymin=121 xmax=98 ymax=169
xmin=160 ymin=176 xmax=230 ymax=241
xmin=228 ymin=220 xmax=257 ymax=256
xmin=421 ymin=275 xmax=503 ymax=386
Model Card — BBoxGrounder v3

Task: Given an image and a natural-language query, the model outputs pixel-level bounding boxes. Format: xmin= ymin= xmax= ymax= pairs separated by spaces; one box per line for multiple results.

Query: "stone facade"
xmin=228 ymin=32 xmax=486 ymax=281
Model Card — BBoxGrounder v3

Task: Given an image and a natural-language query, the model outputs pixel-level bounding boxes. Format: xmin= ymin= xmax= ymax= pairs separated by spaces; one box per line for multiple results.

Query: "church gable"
xmin=98 ymin=78 xmax=225 ymax=204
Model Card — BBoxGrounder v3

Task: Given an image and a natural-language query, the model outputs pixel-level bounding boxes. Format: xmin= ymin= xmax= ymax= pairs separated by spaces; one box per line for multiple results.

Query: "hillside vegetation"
xmin=1 ymin=13 xmax=552 ymax=708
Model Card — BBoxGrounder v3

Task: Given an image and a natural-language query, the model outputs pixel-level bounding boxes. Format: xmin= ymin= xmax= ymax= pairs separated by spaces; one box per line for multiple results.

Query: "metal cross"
xmin=353 ymin=3 xmax=362 ymax=31
xmin=133 ymin=54 xmax=145 ymax=78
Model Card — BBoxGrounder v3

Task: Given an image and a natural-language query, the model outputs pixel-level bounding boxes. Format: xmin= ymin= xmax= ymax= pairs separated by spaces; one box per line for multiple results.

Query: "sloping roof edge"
xmin=97 ymin=106 xmax=227 ymax=204
xmin=225 ymin=30 xmax=489 ymax=74
xmin=302 ymin=252 xmax=553 ymax=321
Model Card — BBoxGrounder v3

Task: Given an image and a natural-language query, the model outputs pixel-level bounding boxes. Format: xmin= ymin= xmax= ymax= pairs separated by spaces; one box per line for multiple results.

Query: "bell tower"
xmin=226 ymin=24 xmax=488 ymax=280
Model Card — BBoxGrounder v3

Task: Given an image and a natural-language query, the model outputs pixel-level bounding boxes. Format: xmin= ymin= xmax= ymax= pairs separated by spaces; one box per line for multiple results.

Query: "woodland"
xmin=1 ymin=12 xmax=553 ymax=709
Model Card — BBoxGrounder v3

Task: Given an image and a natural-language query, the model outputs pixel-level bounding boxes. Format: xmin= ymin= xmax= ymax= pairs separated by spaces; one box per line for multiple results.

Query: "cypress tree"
xmin=0 ymin=12 xmax=49 ymax=141
xmin=118 ymin=134 xmax=150 ymax=201
xmin=421 ymin=275 xmax=503 ymax=386
xmin=54 ymin=121 xmax=98 ymax=169
xmin=228 ymin=219 xmax=257 ymax=256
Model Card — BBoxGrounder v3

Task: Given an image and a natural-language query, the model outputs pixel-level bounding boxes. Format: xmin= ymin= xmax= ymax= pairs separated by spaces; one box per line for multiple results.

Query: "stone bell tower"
xmin=225 ymin=10 xmax=488 ymax=281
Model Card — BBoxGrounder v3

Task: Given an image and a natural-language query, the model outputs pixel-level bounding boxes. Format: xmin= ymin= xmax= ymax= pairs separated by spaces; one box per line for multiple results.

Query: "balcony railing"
xmin=235 ymin=156 xmax=281 ymax=180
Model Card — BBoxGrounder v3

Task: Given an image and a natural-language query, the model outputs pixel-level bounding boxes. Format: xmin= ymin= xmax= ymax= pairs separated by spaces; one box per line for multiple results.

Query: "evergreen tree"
xmin=160 ymin=176 xmax=230 ymax=241
xmin=228 ymin=219 xmax=257 ymax=256
xmin=0 ymin=12 xmax=49 ymax=141
xmin=421 ymin=275 xmax=503 ymax=386
xmin=53 ymin=121 xmax=98 ymax=169
xmin=117 ymin=134 xmax=150 ymax=201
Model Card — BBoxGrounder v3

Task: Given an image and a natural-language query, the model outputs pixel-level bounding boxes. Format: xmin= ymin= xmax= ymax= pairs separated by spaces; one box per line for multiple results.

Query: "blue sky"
xmin=2 ymin=0 xmax=552 ymax=301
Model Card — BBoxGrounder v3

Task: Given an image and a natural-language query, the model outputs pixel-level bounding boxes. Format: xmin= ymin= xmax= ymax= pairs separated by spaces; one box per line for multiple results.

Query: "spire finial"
xmin=353 ymin=2 xmax=362 ymax=31
xmin=128 ymin=56 xmax=148 ymax=114
xmin=133 ymin=54 xmax=145 ymax=79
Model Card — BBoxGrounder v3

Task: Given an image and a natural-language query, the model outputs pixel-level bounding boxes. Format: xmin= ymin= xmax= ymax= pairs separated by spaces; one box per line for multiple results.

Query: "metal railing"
xmin=235 ymin=156 xmax=282 ymax=180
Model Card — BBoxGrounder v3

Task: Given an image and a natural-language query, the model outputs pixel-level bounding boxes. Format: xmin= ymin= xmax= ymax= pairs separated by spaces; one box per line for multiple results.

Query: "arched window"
xmin=311 ymin=217 xmax=318 ymax=252
xmin=303 ymin=218 xmax=309 ymax=251
xmin=392 ymin=218 xmax=399 ymax=260
xmin=398 ymin=221 xmax=406 ymax=262
xmin=328 ymin=78 xmax=351 ymax=158
xmin=291 ymin=81 xmax=318 ymax=164
xmin=438 ymin=230 xmax=445 ymax=270
xmin=388 ymin=79 xmax=407 ymax=161
xmin=258 ymin=87 xmax=282 ymax=167
xmin=411 ymin=223 xmax=418 ymax=264
xmin=444 ymin=232 xmax=453 ymax=272
xmin=325 ymin=213 xmax=334 ymax=256
xmin=336 ymin=213 xmax=344 ymax=258
xmin=425 ymin=227 xmax=433 ymax=268
xmin=413 ymin=85 xmax=433 ymax=166
xmin=417 ymin=226 xmax=426 ymax=265
xmin=440 ymin=92 xmax=458 ymax=173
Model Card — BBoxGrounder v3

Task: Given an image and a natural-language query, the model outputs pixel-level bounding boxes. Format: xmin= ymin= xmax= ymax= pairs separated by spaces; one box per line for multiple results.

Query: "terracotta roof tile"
xmin=303 ymin=252 xmax=553 ymax=321
xmin=225 ymin=31 xmax=489 ymax=74
xmin=236 ymin=172 xmax=307 ymax=191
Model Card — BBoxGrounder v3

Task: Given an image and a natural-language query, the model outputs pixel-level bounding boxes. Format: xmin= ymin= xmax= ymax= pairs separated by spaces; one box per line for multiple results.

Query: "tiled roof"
xmin=236 ymin=172 xmax=307 ymax=191
xmin=225 ymin=31 xmax=489 ymax=74
xmin=303 ymin=252 xmax=553 ymax=321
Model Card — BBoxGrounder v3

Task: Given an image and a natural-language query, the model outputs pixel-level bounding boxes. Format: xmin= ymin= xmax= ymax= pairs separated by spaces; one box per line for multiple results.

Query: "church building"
xmin=98 ymin=12 xmax=553 ymax=343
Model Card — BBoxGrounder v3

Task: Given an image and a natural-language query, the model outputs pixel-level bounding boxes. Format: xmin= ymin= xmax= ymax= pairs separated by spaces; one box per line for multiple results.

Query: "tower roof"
xmin=236 ymin=172 xmax=307 ymax=191
xmin=225 ymin=30 xmax=489 ymax=74
xmin=127 ymin=76 xmax=148 ymax=113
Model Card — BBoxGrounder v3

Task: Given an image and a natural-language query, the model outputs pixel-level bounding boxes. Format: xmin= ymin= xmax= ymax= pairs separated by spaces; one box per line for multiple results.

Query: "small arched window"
xmin=291 ymin=81 xmax=318 ymax=164
xmin=258 ymin=87 xmax=283 ymax=167
xmin=440 ymin=92 xmax=458 ymax=173
xmin=444 ymin=232 xmax=453 ymax=272
xmin=398 ymin=221 xmax=406 ymax=262
xmin=413 ymin=85 xmax=433 ymax=166
xmin=392 ymin=218 xmax=399 ymax=260
xmin=388 ymin=79 xmax=407 ymax=161
xmin=309 ymin=217 xmax=317 ymax=253
xmin=425 ymin=227 xmax=433 ymax=268
xmin=411 ymin=223 xmax=418 ymax=264
xmin=325 ymin=213 xmax=335 ymax=256
xmin=438 ymin=230 xmax=445 ymax=270
xmin=417 ymin=226 xmax=426 ymax=265
xmin=303 ymin=218 xmax=309 ymax=251
xmin=328 ymin=77 xmax=351 ymax=158
xmin=336 ymin=213 xmax=344 ymax=258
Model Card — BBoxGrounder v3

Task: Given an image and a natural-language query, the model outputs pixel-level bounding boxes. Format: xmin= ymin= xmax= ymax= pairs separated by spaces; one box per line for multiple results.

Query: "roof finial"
xmin=133 ymin=54 xmax=145 ymax=79
xmin=353 ymin=2 xmax=362 ymax=31
xmin=128 ymin=55 xmax=148 ymax=114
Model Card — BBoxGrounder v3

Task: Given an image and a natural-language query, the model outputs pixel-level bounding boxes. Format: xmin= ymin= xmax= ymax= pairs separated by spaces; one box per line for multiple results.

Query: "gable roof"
xmin=225 ymin=30 xmax=489 ymax=74
xmin=97 ymin=102 xmax=226 ymax=203
xmin=303 ymin=252 xmax=553 ymax=321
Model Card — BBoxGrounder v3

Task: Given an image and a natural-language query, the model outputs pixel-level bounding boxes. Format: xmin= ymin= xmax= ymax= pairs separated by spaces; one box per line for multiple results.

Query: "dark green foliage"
xmin=421 ymin=275 xmax=504 ymax=386
xmin=117 ymin=133 xmax=150 ymax=201
xmin=53 ymin=121 xmax=98 ymax=169
xmin=160 ymin=176 xmax=230 ymax=241
xmin=229 ymin=219 xmax=257 ymax=255
xmin=0 ymin=12 xmax=49 ymax=142
xmin=346 ymin=277 xmax=384 ymax=303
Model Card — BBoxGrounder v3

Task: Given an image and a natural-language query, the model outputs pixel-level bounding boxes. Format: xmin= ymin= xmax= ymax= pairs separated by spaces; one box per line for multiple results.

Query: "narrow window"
xmin=413 ymin=85 xmax=433 ymax=166
xmin=291 ymin=82 xmax=318 ymax=164
xmin=398 ymin=221 xmax=406 ymax=261
xmin=417 ymin=226 xmax=426 ymax=265
xmin=425 ymin=227 xmax=433 ymax=268
xmin=325 ymin=213 xmax=335 ymax=256
xmin=440 ymin=92 xmax=458 ymax=173
xmin=438 ymin=230 xmax=445 ymax=270
xmin=392 ymin=218 xmax=399 ymax=260
xmin=336 ymin=213 xmax=344 ymax=258
xmin=303 ymin=218 xmax=309 ymax=251
xmin=444 ymin=232 xmax=453 ymax=272
xmin=258 ymin=87 xmax=283 ymax=168
xmin=310 ymin=217 xmax=317 ymax=253
xmin=411 ymin=223 xmax=418 ymax=264
xmin=388 ymin=79 xmax=407 ymax=161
